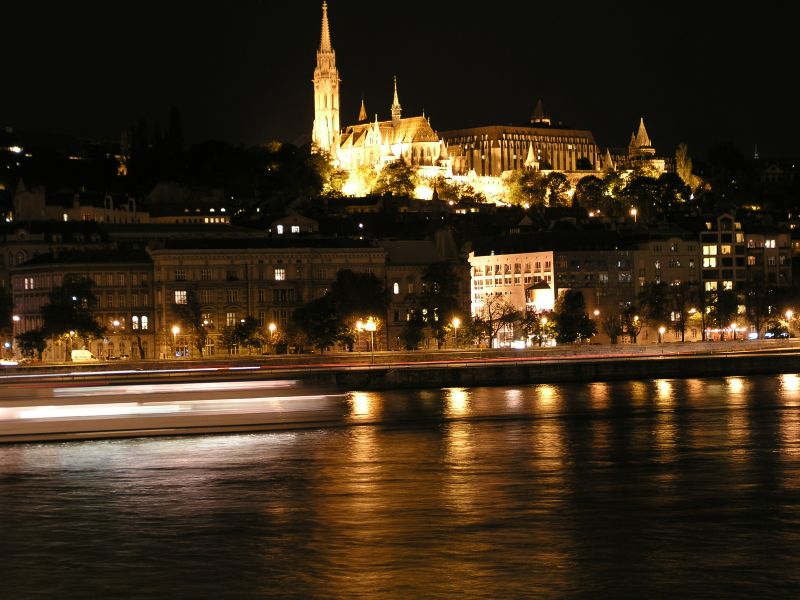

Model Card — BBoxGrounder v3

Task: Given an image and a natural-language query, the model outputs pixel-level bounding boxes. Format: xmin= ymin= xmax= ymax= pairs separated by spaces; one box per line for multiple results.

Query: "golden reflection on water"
xmin=443 ymin=420 xmax=478 ymax=513
xmin=349 ymin=391 xmax=378 ymax=421
xmin=504 ymin=388 xmax=523 ymax=410
xmin=629 ymin=381 xmax=648 ymax=404
xmin=444 ymin=387 xmax=470 ymax=418
xmin=535 ymin=384 xmax=561 ymax=411
xmin=779 ymin=374 xmax=800 ymax=404
xmin=653 ymin=380 xmax=677 ymax=461
xmin=725 ymin=377 xmax=750 ymax=459
xmin=588 ymin=382 xmax=609 ymax=410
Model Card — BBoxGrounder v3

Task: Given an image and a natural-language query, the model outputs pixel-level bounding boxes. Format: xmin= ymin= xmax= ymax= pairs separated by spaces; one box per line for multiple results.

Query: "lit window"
xmin=705 ymin=281 xmax=717 ymax=292
xmin=703 ymin=257 xmax=717 ymax=268
xmin=276 ymin=225 xmax=284 ymax=235
xmin=723 ymin=281 xmax=733 ymax=290
xmin=393 ymin=282 xmax=400 ymax=294
xmin=275 ymin=268 xmax=286 ymax=281
xmin=703 ymin=245 xmax=717 ymax=256
xmin=141 ymin=316 xmax=148 ymax=330
xmin=175 ymin=290 xmax=187 ymax=304
xmin=132 ymin=316 xmax=139 ymax=330
xmin=291 ymin=225 xmax=300 ymax=233
xmin=766 ymin=239 xmax=776 ymax=248
xmin=226 ymin=312 xmax=237 ymax=326
xmin=720 ymin=245 xmax=732 ymax=255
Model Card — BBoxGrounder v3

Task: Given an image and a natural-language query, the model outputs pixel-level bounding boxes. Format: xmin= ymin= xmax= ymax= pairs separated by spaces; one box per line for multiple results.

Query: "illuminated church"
xmin=311 ymin=2 xmax=664 ymax=200
xmin=312 ymin=2 xmax=451 ymax=182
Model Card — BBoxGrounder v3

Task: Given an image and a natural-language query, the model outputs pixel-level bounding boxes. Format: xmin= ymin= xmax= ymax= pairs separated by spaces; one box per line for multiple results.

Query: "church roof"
xmin=342 ymin=115 xmax=438 ymax=147
xmin=634 ymin=117 xmax=652 ymax=148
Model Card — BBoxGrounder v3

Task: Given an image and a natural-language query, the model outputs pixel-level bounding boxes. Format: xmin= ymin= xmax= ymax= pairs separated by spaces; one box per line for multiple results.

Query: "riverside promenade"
xmin=4 ymin=339 xmax=800 ymax=391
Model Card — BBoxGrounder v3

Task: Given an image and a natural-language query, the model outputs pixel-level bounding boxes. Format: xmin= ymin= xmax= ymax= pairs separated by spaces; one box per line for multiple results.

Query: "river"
xmin=2 ymin=374 xmax=800 ymax=598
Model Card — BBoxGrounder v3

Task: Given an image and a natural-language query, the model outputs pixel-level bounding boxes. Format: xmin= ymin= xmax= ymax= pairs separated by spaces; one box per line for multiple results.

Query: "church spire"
xmin=312 ymin=1 xmax=340 ymax=156
xmin=391 ymin=75 xmax=402 ymax=124
xmin=320 ymin=1 xmax=331 ymax=52
xmin=635 ymin=117 xmax=652 ymax=148
xmin=358 ymin=98 xmax=367 ymax=122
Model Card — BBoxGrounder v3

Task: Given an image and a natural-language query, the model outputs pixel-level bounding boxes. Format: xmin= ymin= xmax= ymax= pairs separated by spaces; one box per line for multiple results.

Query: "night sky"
xmin=4 ymin=1 xmax=798 ymax=159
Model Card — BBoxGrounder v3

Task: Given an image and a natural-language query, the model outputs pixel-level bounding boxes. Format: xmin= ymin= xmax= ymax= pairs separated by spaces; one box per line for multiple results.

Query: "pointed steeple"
xmin=635 ymin=117 xmax=652 ymax=148
xmin=531 ymin=99 xmax=551 ymax=126
xmin=320 ymin=1 xmax=332 ymax=52
xmin=312 ymin=1 xmax=340 ymax=155
xmin=604 ymin=148 xmax=615 ymax=171
xmin=391 ymin=76 xmax=402 ymax=124
xmin=358 ymin=98 xmax=367 ymax=122
xmin=524 ymin=143 xmax=537 ymax=169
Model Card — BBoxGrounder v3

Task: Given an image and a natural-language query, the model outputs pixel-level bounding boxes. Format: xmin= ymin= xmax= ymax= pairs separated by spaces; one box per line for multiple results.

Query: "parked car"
xmin=764 ymin=327 xmax=790 ymax=339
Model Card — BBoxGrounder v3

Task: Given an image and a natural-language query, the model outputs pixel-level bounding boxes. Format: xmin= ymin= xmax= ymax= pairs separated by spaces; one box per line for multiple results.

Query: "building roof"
xmin=16 ymin=248 xmax=151 ymax=268
xmin=154 ymin=237 xmax=381 ymax=251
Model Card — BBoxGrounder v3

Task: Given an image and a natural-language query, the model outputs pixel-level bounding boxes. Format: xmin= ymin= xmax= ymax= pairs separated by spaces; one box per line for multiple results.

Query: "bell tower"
xmin=312 ymin=1 xmax=340 ymax=156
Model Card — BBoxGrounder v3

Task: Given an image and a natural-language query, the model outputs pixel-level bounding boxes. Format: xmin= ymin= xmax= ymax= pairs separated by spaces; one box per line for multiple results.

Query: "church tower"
xmin=312 ymin=1 xmax=340 ymax=155
xmin=391 ymin=76 xmax=402 ymax=125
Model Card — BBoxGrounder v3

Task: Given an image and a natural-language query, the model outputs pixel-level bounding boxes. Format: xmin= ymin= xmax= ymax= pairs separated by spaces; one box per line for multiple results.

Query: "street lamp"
xmin=540 ymin=316 xmax=548 ymax=347
xmin=171 ymin=325 xmax=180 ymax=357
xmin=452 ymin=317 xmax=461 ymax=348
xmin=593 ymin=309 xmax=600 ymax=317
xmin=12 ymin=315 xmax=19 ymax=358
xmin=658 ymin=325 xmax=666 ymax=344
xmin=356 ymin=320 xmax=364 ymax=352
xmin=364 ymin=318 xmax=377 ymax=364
xmin=730 ymin=322 xmax=737 ymax=341
xmin=268 ymin=322 xmax=277 ymax=354
xmin=631 ymin=207 xmax=638 ymax=223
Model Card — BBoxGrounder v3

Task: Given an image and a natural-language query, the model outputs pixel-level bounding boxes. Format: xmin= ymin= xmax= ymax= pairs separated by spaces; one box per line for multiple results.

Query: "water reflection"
xmin=2 ymin=375 xmax=800 ymax=598
xmin=444 ymin=387 xmax=470 ymax=418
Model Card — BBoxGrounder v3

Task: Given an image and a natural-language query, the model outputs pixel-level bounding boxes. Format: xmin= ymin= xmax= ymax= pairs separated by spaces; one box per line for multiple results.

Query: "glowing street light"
xmin=452 ymin=317 xmax=461 ymax=348
xmin=786 ymin=310 xmax=794 ymax=321
xmin=268 ymin=322 xmax=277 ymax=354
xmin=364 ymin=318 xmax=377 ymax=364
xmin=630 ymin=207 xmax=638 ymax=223
xmin=658 ymin=325 xmax=666 ymax=344
xmin=11 ymin=315 xmax=19 ymax=357
xmin=540 ymin=316 xmax=548 ymax=347
xmin=730 ymin=322 xmax=738 ymax=341
xmin=171 ymin=325 xmax=180 ymax=357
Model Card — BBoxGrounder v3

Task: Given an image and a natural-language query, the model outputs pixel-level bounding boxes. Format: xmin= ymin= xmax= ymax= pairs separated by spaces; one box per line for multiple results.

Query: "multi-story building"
xmin=148 ymin=238 xmax=387 ymax=357
xmin=10 ymin=249 xmax=155 ymax=361
xmin=381 ymin=230 xmax=470 ymax=350
xmin=469 ymin=231 xmax=637 ymax=345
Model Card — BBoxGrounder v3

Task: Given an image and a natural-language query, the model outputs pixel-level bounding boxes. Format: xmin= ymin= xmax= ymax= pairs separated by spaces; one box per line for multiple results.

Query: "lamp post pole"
xmin=171 ymin=325 xmax=180 ymax=358
xmin=364 ymin=318 xmax=376 ymax=364
xmin=452 ymin=317 xmax=460 ymax=349
xmin=12 ymin=315 xmax=20 ymax=358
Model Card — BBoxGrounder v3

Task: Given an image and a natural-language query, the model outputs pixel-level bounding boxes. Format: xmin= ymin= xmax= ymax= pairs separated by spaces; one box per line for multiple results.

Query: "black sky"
xmin=3 ymin=1 xmax=798 ymax=160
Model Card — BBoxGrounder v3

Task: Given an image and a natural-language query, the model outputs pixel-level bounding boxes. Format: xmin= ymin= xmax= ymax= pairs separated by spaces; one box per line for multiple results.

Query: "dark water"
xmin=2 ymin=375 xmax=800 ymax=599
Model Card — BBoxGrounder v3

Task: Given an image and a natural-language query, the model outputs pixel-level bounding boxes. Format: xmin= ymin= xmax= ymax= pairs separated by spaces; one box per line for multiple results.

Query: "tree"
xmin=474 ymin=293 xmax=519 ymax=347
xmin=602 ymin=314 xmax=624 ymax=345
xmin=675 ymin=142 xmax=701 ymax=192
xmin=505 ymin=169 xmax=547 ymax=207
xmin=16 ymin=330 xmax=47 ymax=360
xmin=399 ymin=310 xmax=426 ymax=350
xmin=40 ymin=276 xmax=104 ymax=360
xmin=574 ymin=175 xmax=605 ymax=211
xmin=622 ymin=304 xmax=643 ymax=343
xmin=420 ymin=261 xmax=461 ymax=349
xmin=234 ymin=317 xmax=267 ymax=354
xmin=552 ymin=290 xmax=596 ymax=344
xmin=171 ymin=290 xmax=208 ymax=357
xmin=372 ymin=160 xmax=417 ymax=197
xmin=519 ymin=308 xmax=555 ymax=346
xmin=711 ymin=288 xmax=739 ymax=340
xmin=670 ymin=281 xmax=700 ymax=342
xmin=292 ymin=295 xmax=347 ymax=353
xmin=329 ymin=270 xmax=390 ymax=325
xmin=544 ymin=172 xmax=573 ymax=207
xmin=638 ymin=282 xmax=671 ymax=332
